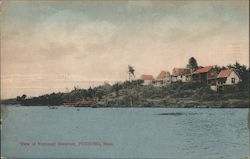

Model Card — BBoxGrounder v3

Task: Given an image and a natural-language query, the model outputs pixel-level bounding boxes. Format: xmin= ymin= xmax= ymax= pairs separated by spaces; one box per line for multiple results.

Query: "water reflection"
xmin=156 ymin=112 xmax=199 ymax=116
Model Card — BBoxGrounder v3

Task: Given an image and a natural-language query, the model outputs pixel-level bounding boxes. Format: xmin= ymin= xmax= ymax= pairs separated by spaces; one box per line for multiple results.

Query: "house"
xmin=140 ymin=74 xmax=155 ymax=85
xmin=192 ymin=66 xmax=217 ymax=85
xmin=154 ymin=71 xmax=171 ymax=86
xmin=217 ymin=69 xmax=241 ymax=85
xmin=216 ymin=69 xmax=241 ymax=91
xmin=169 ymin=75 xmax=178 ymax=83
xmin=172 ymin=68 xmax=191 ymax=82
xmin=157 ymin=71 xmax=170 ymax=80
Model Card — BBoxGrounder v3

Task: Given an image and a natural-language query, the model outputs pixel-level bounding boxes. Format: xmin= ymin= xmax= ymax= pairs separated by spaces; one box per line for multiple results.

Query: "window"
xmin=231 ymin=78 xmax=235 ymax=84
xmin=218 ymin=81 xmax=223 ymax=85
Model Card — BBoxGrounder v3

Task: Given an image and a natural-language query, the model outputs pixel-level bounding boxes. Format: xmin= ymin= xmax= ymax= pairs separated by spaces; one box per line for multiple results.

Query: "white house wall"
xmin=177 ymin=76 xmax=188 ymax=82
xmin=170 ymin=76 xmax=177 ymax=82
xmin=225 ymin=71 xmax=240 ymax=85
xmin=143 ymin=80 xmax=152 ymax=85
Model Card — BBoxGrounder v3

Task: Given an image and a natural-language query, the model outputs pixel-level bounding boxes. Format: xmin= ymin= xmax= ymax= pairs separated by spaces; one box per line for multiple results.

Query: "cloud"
xmin=1 ymin=0 xmax=249 ymax=98
xmin=38 ymin=42 xmax=78 ymax=59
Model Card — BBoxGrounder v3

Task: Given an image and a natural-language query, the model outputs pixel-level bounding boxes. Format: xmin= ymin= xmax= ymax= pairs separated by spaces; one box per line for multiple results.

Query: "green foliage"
xmin=187 ymin=57 xmax=198 ymax=72
xmin=18 ymin=61 xmax=249 ymax=107
xmin=227 ymin=61 xmax=249 ymax=90
xmin=128 ymin=65 xmax=135 ymax=81
xmin=16 ymin=94 xmax=27 ymax=102
xmin=128 ymin=65 xmax=135 ymax=76
xmin=214 ymin=65 xmax=226 ymax=74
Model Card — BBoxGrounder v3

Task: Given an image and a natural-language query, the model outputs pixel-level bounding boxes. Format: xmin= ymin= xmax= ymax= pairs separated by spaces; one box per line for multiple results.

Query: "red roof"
xmin=157 ymin=71 xmax=170 ymax=80
xmin=141 ymin=74 xmax=154 ymax=81
xmin=217 ymin=69 xmax=233 ymax=78
xmin=195 ymin=66 xmax=213 ymax=74
xmin=172 ymin=68 xmax=191 ymax=76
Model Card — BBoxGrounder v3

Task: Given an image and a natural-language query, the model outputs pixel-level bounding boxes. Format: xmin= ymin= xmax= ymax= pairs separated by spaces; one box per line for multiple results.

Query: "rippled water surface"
xmin=1 ymin=106 xmax=249 ymax=159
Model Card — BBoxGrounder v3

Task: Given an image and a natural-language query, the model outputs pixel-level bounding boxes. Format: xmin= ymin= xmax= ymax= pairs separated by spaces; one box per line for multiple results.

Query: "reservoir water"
xmin=1 ymin=106 xmax=249 ymax=159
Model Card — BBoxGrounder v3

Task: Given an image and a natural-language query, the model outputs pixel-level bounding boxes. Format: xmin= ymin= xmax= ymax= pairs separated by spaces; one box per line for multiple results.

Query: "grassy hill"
xmin=95 ymin=81 xmax=249 ymax=108
xmin=4 ymin=80 xmax=249 ymax=108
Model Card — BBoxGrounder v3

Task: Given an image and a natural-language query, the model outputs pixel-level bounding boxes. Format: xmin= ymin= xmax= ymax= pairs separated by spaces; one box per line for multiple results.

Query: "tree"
xmin=87 ymin=87 xmax=94 ymax=99
xmin=128 ymin=65 xmax=135 ymax=81
xmin=16 ymin=94 xmax=27 ymax=104
xmin=214 ymin=65 xmax=226 ymax=74
xmin=227 ymin=61 xmax=249 ymax=85
xmin=227 ymin=62 xmax=245 ymax=76
xmin=112 ymin=83 xmax=122 ymax=97
xmin=21 ymin=94 xmax=27 ymax=100
xmin=16 ymin=96 xmax=21 ymax=102
xmin=187 ymin=57 xmax=198 ymax=72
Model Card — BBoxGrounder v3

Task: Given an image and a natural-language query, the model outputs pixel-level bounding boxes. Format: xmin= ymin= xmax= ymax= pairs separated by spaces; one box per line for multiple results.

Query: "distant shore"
xmin=1 ymin=81 xmax=249 ymax=108
xmin=1 ymin=103 xmax=249 ymax=108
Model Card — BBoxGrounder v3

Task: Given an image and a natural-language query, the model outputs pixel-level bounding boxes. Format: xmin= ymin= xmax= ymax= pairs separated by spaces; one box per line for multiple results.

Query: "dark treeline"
xmin=15 ymin=61 xmax=249 ymax=107
xmin=18 ymin=80 xmax=144 ymax=106
xmin=214 ymin=61 xmax=249 ymax=87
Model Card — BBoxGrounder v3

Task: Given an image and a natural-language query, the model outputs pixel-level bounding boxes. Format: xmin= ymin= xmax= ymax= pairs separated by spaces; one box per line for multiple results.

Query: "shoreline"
xmin=2 ymin=82 xmax=249 ymax=109
xmin=1 ymin=103 xmax=249 ymax=109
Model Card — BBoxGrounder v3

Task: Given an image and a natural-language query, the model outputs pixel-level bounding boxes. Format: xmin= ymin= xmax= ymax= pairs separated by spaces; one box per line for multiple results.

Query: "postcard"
xmin=1 ymin=0 xmax=249 ymax=159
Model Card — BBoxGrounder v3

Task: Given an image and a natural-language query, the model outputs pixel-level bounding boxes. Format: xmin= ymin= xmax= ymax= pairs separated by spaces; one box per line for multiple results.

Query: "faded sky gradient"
xmin=1 ymin=0 xmax=249 ymax=99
